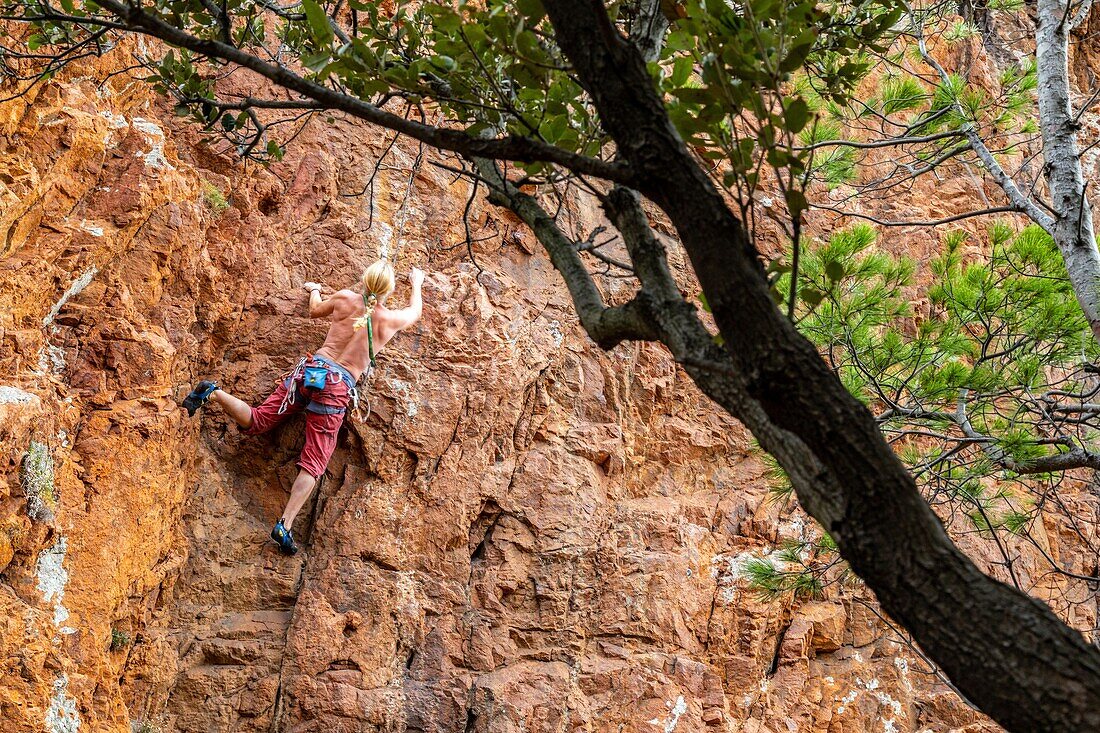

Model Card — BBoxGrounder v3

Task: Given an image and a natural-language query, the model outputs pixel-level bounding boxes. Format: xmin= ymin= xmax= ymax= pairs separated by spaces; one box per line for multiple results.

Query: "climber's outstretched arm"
xmin=389 ymin=268 xmax=425 ymax=331
xmin=304 ymin=282 xmax=335 ymax=318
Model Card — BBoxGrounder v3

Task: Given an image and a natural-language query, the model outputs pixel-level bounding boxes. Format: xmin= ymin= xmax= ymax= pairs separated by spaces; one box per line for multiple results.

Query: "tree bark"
xmin=540 ymin=0 xmax=1100 ymax=729
xmin=1032 ymin=0 xmax=1100 ymax=339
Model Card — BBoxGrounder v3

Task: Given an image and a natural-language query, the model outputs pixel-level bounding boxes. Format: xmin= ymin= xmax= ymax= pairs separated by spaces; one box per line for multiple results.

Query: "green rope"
xmin=362 ymin=290 xmax=376 ymax=368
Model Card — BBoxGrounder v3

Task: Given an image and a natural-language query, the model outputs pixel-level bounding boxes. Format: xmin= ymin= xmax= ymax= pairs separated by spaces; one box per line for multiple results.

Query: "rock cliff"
xmin=0 ymin=33 xmax=1090 ymax=733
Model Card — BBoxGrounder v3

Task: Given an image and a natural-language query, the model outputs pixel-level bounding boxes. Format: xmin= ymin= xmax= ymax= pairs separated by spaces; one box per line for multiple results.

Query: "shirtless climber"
xmin=181 ymin=261 xmax=425 ymax=555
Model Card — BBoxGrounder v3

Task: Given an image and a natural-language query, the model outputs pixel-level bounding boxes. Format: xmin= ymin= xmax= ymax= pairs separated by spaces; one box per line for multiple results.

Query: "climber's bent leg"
xmin=240 ymin=381 xmax=303 ymax=435
xmin=280 ymin=469 xmax=318 ymax=530
xmin=209 ymin=389 xmax=255 ymax=429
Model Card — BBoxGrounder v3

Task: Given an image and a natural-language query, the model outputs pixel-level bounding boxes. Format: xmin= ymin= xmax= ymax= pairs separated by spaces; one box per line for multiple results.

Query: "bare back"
xmin=312 ymin=289 xmax=419 ymax=380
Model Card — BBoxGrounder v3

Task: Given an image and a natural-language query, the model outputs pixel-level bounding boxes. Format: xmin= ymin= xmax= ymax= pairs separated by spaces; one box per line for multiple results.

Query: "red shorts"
xmin=243 ymin=359 xmax=352 ymax=478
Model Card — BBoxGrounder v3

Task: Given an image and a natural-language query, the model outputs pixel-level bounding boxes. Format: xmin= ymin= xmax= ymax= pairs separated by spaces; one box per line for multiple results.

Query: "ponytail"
xmin=354 ymin=292 xmax=377 ymax=330
xmin=354 ymin=260 xmax=394 ymax=331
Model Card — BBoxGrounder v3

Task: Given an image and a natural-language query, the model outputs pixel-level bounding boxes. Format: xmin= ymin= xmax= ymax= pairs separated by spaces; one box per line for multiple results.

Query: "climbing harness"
xmin=277 ymin=355 xmax=359 ymax=417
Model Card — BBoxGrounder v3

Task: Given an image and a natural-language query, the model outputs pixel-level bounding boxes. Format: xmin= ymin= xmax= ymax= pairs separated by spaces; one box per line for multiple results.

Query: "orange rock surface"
xmin=0 ymin=39 xmax=1084 ymax=733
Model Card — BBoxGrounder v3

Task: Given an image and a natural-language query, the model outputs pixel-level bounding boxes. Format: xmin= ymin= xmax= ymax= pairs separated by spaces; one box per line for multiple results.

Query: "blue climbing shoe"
xmin=270 ymin=519 xmax=299 ymax=555
xmin=182 ymin=380 xmax=218 ymax=417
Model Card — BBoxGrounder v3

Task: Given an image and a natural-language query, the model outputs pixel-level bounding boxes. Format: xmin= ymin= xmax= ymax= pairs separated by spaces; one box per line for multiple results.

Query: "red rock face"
xmin=2 ymin=43 xmax=1068 ymax=733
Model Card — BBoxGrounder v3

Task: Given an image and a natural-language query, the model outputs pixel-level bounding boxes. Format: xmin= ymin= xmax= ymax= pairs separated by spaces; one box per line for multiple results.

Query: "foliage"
xmin=201 ymin=181 xmax=229 ymax=213
xmin=21 ymin=440 xmax=56 ymax=523
xmin=2 ymin=0 xmax=901 ymax=221
xmin=876 ymin=74 xmax=926 ymax=116
xmin=764 ymin=223 xmax=1100 ymax=591
xmin=799 ymin=119 xmax=856 ymax=187
xmin=110 ymin=628 xmax=131 ymax=652
xmin=740 ymin=536 xmax=845 ymax=602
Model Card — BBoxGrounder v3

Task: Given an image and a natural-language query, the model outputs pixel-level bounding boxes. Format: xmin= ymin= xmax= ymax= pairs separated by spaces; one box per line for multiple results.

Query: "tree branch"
xmin=474 ymin=157 xmax=657 ymax=348
xmin=78 ymin=0 xmax=636 ymax=184
xmin=814 ymin=203 xmax=1025 ymax=228
xmin=544 ymin=0 xmax=1100 ymax=727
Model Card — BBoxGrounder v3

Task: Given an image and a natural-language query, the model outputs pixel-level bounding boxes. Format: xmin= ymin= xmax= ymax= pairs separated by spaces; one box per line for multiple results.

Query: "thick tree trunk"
xmin=1036 ymin=0 xmax=1100 ymax=341
xmin=541 ymin=0 xmax=1100 ymax=729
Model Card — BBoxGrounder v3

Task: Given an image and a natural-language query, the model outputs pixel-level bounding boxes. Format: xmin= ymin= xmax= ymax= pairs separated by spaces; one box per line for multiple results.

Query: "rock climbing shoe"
xmin=182 ymin=380 xmax=218 ymax=417
xmin=270 ymin=519 xmax=299 ymax=556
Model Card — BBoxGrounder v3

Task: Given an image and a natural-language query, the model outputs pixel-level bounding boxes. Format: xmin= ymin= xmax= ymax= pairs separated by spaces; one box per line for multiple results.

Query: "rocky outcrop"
xmin=0 ymin=37 xmax=1088 ymax=733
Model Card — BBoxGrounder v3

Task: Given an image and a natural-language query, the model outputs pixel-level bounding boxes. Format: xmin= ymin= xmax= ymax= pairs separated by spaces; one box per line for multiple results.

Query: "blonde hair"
xmin=355 ymin=260 xmax=395 ymax=330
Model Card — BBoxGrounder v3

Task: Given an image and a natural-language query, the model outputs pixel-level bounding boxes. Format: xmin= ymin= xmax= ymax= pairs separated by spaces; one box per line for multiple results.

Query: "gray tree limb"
xmin=1035 ymin=0 xmax=1100 ymax=340
xmin=474 ymin=157 xmax=658 ymax=348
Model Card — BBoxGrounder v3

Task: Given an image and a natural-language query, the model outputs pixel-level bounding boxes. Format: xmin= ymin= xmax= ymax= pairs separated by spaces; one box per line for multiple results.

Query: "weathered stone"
xmin=802 ymin=602 xmax=846 ymax=653
xmin=3 ymin=24 xmax=1096 ymax=733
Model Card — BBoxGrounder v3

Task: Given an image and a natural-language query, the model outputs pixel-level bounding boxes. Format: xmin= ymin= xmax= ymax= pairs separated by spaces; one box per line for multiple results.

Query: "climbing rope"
xmin=349 ymin=289 xmax=378 ymax=423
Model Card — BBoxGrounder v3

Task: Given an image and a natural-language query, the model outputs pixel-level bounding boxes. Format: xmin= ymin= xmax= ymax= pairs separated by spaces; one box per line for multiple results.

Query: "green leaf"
xmin=670 ymin=57 xmax=693 ymax=87
xmin=301 ymin=0 xmax=334 ymax=47
xmin=785 ymin=98 xmax=811 ymax=134
xmin=516 ymin=0 xmax=545 ymax=22
xmin=785 ymin=189 xmax=809 ymax=218
xmin=431 ymin=55 xmax=456 ymax=72
xmin=825 ymin=260 xmax=845 ymax=281
xmin=800 ymin=287 xmax=824 ymax=307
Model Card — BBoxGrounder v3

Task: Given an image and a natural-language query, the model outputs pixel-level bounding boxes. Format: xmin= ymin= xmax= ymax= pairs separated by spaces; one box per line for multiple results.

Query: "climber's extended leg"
xmin=238 ymin=380 xmax=303 ymax=435
xmin=209 ymin=389 xmax=255 ymax=428
xmin=269 ymin=377 xmax=350 ymax=554
xmin=274 ymin=468 xmax=317 ymax=544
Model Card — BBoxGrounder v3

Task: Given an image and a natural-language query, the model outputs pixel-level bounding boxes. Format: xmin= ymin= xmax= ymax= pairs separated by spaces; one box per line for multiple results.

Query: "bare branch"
xmin=796 ymin=129 xmax=967 ymax=152
xmin=475 ymin=157 xmax=657 ymax=348
xmin=813 ymin=203 xmax=1025 ymax=228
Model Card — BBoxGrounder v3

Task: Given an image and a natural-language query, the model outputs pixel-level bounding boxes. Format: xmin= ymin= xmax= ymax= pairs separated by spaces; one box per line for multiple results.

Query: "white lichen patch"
xmin=710 ymin=550 xmax=780 ymax=603
xmin=78 ymin=220 xmax=104 ymax=237
xmin=99 ymin=110 xmax=129 ymax=147
xmin=131 ymin=117 xmax=175 ymax=170
xmin=374 ymin=221 xmax=394 ymax=260
xmin=395 ymin=570 xmax=420 ymax=618
xmin=648 ymin=695 xmax=687 ymax=733
xmin=547 ymin=320 xmax=564 ymax=348
xmin=783 ymin=515 xmax=807 ymax=539
xmin=43 ymin=267 xmax=98 ymax=326
xmin=875 ymin=691 xmax=903 ymax=717
xmin=0 ymin=385 xmax=39 ymax=405
xmin=836 ymin=688 xmax=858 ymax=714
xmin=41 ymin=342 xmax=67 ymax=374
xmin=45 ymin=674 xmax=80 ymax=733
xmin=36 ymin=536 xmax=73 ymax=630
xmin=389 ymin=378 xmax=418 ymax=418
xmin=894 ymin=656 xmax=914 ymax=692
